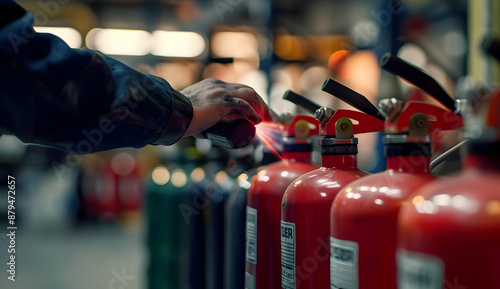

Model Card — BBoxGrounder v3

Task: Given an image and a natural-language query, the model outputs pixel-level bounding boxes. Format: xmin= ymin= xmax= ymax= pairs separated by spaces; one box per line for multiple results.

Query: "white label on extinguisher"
xmin=397 ymin=249 xmax=444 ymax=289
xmin=206 ymin=133 xmax=233 ymax=148
xmin=330 ymin=236 xmax=359 ymax=289
xmin=245 ymin=272 xmax=256 ymax=289
xmin=281 ymin=221 xmax=295 ymax=289
xmin=246 ymin=207 xmax=258 ymax=265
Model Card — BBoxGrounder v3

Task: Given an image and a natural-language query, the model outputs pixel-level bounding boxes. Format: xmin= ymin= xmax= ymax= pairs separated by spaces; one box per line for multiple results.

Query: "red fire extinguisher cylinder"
xmin=246 ymin=114 xmax=320 ymax=289
xmin=281 ymin=106 xmax=384 ymax=289
xmin=324 ymin=72 xmax=462 ymax=289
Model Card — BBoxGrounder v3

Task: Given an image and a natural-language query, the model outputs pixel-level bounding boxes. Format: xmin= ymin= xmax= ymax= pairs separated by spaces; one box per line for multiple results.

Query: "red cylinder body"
xmin=330 ymin=152 xmax=435 ymax=289
xmin=116 ymin=165 xmax=142 ymax=212
xmin=281 ymin=154 xmax=367 ymax=289
xmin=245 ymin=151 xmax=319 ymax=289
xmin=81 ymin=155 xmax=106 ymax=219
xmin=98 ymin=161 xmax=120 ymax=219
xmin=397 ymin=151 xmax=500 ymax=289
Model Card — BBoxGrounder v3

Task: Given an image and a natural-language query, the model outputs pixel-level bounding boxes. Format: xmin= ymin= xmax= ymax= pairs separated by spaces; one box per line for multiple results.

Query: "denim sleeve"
xmin=0 ymin=0 xmax=193 ymax=154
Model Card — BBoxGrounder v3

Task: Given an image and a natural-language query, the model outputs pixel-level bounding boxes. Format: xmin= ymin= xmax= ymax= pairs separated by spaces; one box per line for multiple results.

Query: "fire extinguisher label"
xmin=245 ymin=272 xmax=256 ymax=289
xmin=206 ymin=133 xmax=233 ymax=148
xmin=246 ymin=207 xmax=258 ymax=265
xmin=397 ymin=249 xmax=444 ymax=289
xmin=281 ymin=221 xmax=296 ymax=289
xmin=330 ymin=236 xmax=359 ymax=289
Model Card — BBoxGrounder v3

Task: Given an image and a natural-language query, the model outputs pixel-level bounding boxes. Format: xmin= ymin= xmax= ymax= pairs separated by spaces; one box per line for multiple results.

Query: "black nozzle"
xmin=380 ymin=53 xmax=456 ymax=112
xmin=482 ymin=36 xmax=500 ymax=62
xmin=203 ymin=119 xmax=255 ymax=149
xmin=209 ymin=57 xmax=234 ymax=64
xmin=321 ymin=79 xmax=385 ymax=121
xmin=283 ymin=90 xmax=322 ymax=114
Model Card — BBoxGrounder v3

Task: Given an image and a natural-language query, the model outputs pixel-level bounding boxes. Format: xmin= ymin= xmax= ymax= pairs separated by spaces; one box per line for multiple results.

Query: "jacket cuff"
xmin=152 ymin=88 xmax=193 ymax=146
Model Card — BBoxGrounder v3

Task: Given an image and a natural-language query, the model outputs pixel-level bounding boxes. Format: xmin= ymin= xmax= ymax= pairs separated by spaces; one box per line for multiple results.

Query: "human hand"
xmin=181 ymin=78 xmax=276 ymax=137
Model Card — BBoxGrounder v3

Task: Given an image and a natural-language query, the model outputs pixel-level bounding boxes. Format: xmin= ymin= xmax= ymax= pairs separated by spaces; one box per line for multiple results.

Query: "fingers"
xmin=181 ymin=78 xmax=273 ymax=139
xmin=222 ymin=97 xmax=262 ymax=124
xmin=226 ymin=83 xmax=274 ymax=122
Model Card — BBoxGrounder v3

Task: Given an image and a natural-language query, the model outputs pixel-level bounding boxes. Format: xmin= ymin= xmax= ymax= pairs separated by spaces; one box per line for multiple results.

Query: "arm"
xmin=0 ymin=1 xmax=192 ymax=154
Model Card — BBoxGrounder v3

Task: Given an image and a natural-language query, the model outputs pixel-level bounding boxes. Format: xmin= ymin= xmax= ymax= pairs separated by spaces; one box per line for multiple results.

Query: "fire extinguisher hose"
xmin=430 ymin=138 xmax=469 ymax=170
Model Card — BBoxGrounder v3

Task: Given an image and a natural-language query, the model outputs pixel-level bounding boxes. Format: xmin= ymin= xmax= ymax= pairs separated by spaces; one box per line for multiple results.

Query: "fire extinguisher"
xmin=145 ymin=141 xmax=200 ymax=289
xmin=396 ymin=39 xmax=500 ymax=289
xmin=205 ymin=151 xmax=238 ymax=289
xmin=323 ymin=71 xmax=462 ymax=288
xmin=145 ymin=161 xmax=190 ymax=289
xmin=203 ymin=119 xmax=256 ymax=149
xmin=98 ymin=153 xmax=120 ymax=220
xmin=111 ymin=151 xmax=142 ymax=215
xmin=225 ymin=145 xmax=277 ymax=289
xmin=182 ymin=145 xmax=229 ymax=289
xmin=281 ymin=92 xmax=384 ymax=289
xmin=225 ymin=168 xmax=257 ymax=289
xmin=245 ymin=95 xmax=321 ymax=289
xmin=80 ymin=153 xmax=106 ymax=221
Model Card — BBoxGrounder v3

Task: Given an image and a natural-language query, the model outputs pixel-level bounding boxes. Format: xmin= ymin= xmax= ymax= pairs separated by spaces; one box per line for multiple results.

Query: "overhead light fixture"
xmin=85 ymin=28 xmax=206 ymax=58
xmin=152 ymin=30 xmax=206 ymax=58
xmin=211 ymin=32 xmax=258 ymax=58
xmin=34 ymin=26 xmax=82 ymax=48
xmin=86 ymin=28 xmax=152 ymax=56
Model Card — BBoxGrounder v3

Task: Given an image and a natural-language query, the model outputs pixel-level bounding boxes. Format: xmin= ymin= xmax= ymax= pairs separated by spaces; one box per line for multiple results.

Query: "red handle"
xmin=389 ymin=101 xmax=463 ymax=133
xmin=285 ymin=115 xmax=320 ymax=138
xmin=321 ymin=109 xmax=384 ymax=136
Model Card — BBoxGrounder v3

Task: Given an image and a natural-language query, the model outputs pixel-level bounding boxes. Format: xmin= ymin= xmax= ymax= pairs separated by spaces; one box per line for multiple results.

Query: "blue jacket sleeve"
xmin=0 ymin=1 xmax=193 ymax=154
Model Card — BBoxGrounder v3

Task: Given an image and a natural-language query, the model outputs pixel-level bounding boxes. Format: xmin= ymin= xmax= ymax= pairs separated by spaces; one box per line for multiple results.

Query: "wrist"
xmin=151 ymin=83 xmax=193 ymax=146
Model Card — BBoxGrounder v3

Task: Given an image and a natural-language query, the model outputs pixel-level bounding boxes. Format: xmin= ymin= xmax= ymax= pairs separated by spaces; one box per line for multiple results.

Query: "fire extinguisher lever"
xmin=283 ymin=90 xmax=322 ymax=114
xmin=322 ymin=109 xmax=385 ymax=136
xmin=321 ymin=78 xmax=386 ymax=121
xmin=282 ymin=89 xmax=383 ymax=137
xmin=282 ymin=90 xmax=334 ymax=127
xmin=379 ymin=53 xmax=457 ymax=113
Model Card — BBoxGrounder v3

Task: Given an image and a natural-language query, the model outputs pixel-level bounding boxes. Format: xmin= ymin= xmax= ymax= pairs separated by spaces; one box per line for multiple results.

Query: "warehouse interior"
xmin=0 ymin=0 xmax=499 ymax=289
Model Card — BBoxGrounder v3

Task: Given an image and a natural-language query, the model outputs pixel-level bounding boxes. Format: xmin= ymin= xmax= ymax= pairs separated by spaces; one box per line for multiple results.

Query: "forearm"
xmin=0 ymin=1 xmax=192 ymax=153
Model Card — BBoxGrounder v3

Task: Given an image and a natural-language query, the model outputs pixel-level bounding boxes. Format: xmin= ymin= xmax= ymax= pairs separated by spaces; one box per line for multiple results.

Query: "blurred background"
xmin=0 ymin=0 xmax=498 ymax=288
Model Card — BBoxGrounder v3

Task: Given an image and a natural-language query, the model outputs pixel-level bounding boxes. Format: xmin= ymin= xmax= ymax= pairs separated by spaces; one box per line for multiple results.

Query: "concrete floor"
xmin=0 ymin=224 xmax=146 ymax=289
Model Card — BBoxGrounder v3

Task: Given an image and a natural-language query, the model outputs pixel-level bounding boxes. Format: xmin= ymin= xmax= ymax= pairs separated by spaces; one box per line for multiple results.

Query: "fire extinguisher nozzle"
xmin=203 ymin=119 xmax=256 ymax=149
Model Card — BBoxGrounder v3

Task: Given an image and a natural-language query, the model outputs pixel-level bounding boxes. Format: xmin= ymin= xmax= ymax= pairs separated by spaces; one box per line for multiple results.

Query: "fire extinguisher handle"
xmin=379 ymin=52 xmax=457 ymax=112
xmin=482 ymin=35 xmax=500 ymax=62
xmin=283 ymin=90 xmax=322 ymax=114
xmin=203 ymin=119 xmax=256 ymax=149
xmin=321 ymin=79 xmax=385 ymax=121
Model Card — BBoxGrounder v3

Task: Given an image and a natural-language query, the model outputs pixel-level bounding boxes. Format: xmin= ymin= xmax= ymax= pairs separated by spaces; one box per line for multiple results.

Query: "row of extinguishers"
xmin=246 ymin=46 xmax=500 ymax=289
xmin=143 ymin=38 xmax=500 ymax=289
xmin=144 ymin=138 xmax=282 ymax=289
xmin=77 ymin=151 xmax=142 ymax=222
